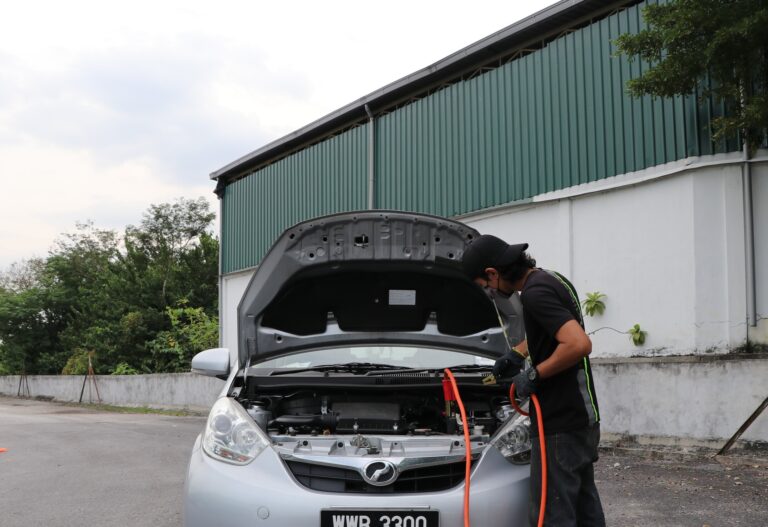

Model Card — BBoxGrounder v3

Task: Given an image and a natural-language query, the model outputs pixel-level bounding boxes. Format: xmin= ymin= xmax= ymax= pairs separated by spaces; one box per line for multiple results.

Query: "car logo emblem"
xmin=362 ymin=460 xmax=398 ymax=486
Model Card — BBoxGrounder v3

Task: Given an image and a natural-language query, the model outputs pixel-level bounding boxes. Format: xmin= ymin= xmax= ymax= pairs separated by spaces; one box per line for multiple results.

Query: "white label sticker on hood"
xmin=389 ymin=289 xmax=416 ymax=306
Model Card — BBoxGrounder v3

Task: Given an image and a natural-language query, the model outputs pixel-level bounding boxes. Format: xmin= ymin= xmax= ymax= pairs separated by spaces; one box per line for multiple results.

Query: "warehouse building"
xmin=211 ymin=0 xmax=767 ymax=447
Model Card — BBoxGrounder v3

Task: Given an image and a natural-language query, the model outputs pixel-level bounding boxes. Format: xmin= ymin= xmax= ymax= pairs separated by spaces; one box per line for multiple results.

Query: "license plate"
xmin=320 ymin=509 xmax=439 ymax=527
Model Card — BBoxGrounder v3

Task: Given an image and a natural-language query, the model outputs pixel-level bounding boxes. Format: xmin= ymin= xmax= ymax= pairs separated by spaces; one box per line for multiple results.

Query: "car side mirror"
xmin=191 ymin=348 xmax=230 ymax=378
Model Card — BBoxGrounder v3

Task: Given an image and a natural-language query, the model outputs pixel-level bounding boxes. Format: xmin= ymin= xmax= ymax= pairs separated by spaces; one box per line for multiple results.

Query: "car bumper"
xmin=183 ymin=434 xmax=530 ymax=527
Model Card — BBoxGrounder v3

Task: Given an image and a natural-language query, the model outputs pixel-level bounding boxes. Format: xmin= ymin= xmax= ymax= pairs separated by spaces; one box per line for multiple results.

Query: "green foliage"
xmin=614 ymin=0 xmax=768 ymax=151
xmin=62 ymin=349 xmax=93 ymax=375
xmin=628 ymin=324 xmax=648 ymax=346
xmin=0 ymin=197 xmax=219 ymax=375
xmin=582 ymin=292 xmax=607 ymax=317
xmin=0 ymin=258 xmax=45 ymax=292
xmin=0 ymin=278 xmax=62 ymax=374
xmin=123 ymin=197 xmax=216 ymax=308
xmin=112 ymin=362 xmax=140 ymax=375
xmin=149 ymin=304 xmax=219 ymax=373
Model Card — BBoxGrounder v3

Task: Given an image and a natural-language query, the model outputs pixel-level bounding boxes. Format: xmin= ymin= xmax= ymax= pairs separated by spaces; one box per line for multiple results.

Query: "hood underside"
xmin=237 ymin=211 xmax=507 ymax=366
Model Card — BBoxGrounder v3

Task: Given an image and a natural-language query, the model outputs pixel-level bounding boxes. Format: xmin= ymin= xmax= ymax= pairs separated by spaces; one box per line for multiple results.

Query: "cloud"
xmin=0 ymin=38 xmax=279 ymax=185
xmin=0 ymin=0 xmax=558 ymax=270
xmin=0 ymin=141 xmax=218 ymax=267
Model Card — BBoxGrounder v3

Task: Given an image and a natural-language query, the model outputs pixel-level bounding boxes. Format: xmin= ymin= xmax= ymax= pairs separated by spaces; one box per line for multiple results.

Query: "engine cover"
xmin=333 ymin=401 xmax=402 ymax=433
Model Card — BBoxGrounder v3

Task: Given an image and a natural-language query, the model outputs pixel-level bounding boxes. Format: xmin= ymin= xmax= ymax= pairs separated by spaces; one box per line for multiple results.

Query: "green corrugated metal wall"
xmin=375 ymin=0 xmax=736 ymax=216
xmin=221 ymin=126 xmax=368 ymax=273
xmin=221 ymin=0 xmax=739 ymax=274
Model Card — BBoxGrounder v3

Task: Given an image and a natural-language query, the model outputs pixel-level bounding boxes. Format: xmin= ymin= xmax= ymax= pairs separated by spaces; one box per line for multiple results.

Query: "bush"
xmin=112 ymin=362 xmax=140 ymax=375
xmin=61 ymin=349 xmax=93 ymax=375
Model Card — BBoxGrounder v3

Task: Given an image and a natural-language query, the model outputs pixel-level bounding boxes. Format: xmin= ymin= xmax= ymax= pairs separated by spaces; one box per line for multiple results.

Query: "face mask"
xmin=482 ymin=285 xmax=495 ymax=301
xmin=484 ymin=285 xmax=513 ymax=300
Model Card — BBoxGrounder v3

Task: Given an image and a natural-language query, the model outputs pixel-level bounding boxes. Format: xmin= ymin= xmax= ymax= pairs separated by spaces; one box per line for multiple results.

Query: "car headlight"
xmin=490 ymin=409 xmax=531 ymax=464
xmin=202 ymin=397 xmax=270 ymax=465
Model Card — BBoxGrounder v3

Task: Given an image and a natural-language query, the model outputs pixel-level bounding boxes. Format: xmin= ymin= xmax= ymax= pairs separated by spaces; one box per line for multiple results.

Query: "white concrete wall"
xmin=0 ymin=373 xmax=225 ymax=411
xmin=221 ymin=269 xmax=254 ymax=365
xmin=220 ymin=157 xmax=766 ymax=358
xmin=592 ymin=355 xmax=768 ymax=444
xmin=464 ymin=157 xmax=766 ymax=357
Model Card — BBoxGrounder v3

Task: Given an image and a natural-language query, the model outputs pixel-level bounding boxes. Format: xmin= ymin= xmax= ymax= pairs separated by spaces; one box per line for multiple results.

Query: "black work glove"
xmin=511 ymin=367 xmax=538 ymax=399
xmin=492 ymin=350 xmax=526 ymax=380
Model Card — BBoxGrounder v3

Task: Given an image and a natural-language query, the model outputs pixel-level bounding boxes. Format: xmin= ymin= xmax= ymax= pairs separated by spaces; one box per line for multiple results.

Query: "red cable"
xmin=442 ymin=371 xmax=547 ymax=527
xmin=511 ymin=384 xmax=547 ymax=527
xmin=443 ymin=369 xmax=472 ymax=527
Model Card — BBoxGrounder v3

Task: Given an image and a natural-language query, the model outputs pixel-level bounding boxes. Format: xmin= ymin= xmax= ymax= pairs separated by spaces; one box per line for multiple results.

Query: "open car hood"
xmin=237 ymin=211 xmax=508 ymax=367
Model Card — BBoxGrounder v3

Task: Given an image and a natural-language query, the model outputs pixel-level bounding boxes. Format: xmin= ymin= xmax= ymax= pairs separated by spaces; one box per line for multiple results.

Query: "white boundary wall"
xmin=215 ymin=153 xmax=768 ymax=444
xmin=462 ymin=153 xmax=767 ymax=356
xmin=1 ymin=358 xmax=765 ymax=443
xmin=0 ymin=373 xmax=225 ymax=411
xmin=590 ymin=355 xmax=768 ymax=444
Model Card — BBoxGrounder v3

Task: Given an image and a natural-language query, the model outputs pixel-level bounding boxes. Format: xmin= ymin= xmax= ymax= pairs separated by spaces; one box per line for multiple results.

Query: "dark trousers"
xmin=529 ymin=424 xmax=605 ymax=527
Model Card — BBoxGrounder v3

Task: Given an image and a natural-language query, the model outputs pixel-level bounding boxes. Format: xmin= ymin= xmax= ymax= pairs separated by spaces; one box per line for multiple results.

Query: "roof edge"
xmin=211 ymin=0 xmax=637 ymax=182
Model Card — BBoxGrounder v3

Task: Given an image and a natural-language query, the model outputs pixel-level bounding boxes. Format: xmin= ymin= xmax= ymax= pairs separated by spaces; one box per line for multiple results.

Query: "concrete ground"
xmin=0 ymin=396 xmax=205 ymax=527
xmin=596 ymin=450 xmax=767 ymax=527
xmin=1 ymin=396 xmax=765 ymax=526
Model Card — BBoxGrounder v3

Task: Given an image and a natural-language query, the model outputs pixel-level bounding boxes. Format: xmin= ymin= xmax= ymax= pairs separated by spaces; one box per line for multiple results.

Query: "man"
xmin=462 ymin=234 xmax=605 ymax=527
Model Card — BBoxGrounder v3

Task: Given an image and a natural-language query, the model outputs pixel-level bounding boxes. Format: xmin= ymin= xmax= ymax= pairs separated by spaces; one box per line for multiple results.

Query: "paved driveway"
xmin=1 ymin=396 xmax=765 ymax=527
xmin=0 ymin=396 xmax=204 ymax=527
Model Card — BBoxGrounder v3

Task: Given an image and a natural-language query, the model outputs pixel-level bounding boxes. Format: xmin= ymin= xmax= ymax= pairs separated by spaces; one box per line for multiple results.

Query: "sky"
xmin=0 ymin=0 xmax=557 ymax=269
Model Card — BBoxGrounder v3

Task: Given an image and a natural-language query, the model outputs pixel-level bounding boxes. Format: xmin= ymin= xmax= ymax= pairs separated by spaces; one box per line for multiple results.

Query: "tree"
xmin=148 ymin=303 xmax=219 ymax=373
xmin=0 ymin=258 xmax=45 ymax=293
xmin=123 ymin=197 xmax=216 ymax=307
xmin=114 ymin=197 xmax=218 ymax=372
xmin=0 ymin=197 xmax=219 ymax=375
xmin=46 ymin=222 xmax=123 ymax=373
xmin=614 ymin=0 xmax=768 ymax=151
xmin=0 ymin=259 xmax=53 ymax=374
xmin=0 ymin=285 xmax=59 ymax=374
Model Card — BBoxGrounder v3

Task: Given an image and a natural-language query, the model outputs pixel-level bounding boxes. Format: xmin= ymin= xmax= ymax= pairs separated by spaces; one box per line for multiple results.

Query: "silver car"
xmin=183 ymin=211 xmax=531 ymax=527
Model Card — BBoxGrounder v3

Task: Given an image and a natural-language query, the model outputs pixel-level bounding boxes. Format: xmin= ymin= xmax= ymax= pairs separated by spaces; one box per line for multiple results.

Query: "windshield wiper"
xmin=363 ymin=364 xmax=493 ymax=376
xmin=437 ymin=364 xmax=493 ymax=372
xmin=269 ymin=362 xmax=410 ymax=376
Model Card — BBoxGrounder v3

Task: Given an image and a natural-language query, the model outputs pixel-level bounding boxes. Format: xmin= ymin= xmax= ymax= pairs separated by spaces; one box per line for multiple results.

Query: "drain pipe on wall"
xmin=365 ymin=104 xmax=375 ymax=209
xmin=743 ymin=141 xmax=757 ymax=327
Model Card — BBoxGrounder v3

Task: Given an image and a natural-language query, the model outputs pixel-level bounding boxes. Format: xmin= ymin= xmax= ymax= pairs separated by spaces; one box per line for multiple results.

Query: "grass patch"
xmin=64 ymin=401 xmax=203 ymax=416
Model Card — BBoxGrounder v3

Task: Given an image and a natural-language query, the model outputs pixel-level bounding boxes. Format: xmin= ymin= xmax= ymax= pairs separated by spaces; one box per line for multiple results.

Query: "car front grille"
xmin=285 ymin=459 xmax=472 ymax=493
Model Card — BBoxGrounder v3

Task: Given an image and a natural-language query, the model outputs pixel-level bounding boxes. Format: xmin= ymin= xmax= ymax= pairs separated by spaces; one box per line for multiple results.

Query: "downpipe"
xmin=743 ymin=142 xmax=757 ymax=327
xmin=365 ymin=104 xmax=375 ymax=210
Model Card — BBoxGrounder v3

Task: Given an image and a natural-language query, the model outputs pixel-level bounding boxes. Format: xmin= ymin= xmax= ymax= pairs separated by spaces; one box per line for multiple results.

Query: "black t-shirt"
xmin=521 ymin=269 xmax=600 ymax=436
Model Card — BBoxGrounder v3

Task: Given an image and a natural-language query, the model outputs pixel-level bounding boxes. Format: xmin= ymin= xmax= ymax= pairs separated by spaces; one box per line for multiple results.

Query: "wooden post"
xmin=717 ymin=396 xmax=768 ymax=456
xmin=17 ymin=370 xmax=30 ymax=397
xmin=78 ymin=352 xmax=101 ymax=404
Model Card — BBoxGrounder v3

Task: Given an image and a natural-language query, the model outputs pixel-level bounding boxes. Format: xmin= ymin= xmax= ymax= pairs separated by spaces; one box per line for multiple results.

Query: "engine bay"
xmin=207 ymin=371 xmax=532 ymax=485
xmin=236 ymin=379 xmax=516 ymax=439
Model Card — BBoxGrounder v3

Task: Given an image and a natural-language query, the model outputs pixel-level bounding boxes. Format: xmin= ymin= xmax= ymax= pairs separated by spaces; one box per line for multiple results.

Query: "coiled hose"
xmin=442 ymin=369 xmax=547 ymax=527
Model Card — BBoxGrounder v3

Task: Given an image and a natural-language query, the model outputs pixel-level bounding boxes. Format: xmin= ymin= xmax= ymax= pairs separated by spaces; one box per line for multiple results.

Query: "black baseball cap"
xmin=461 ymin=234 xmax=529 ymax=279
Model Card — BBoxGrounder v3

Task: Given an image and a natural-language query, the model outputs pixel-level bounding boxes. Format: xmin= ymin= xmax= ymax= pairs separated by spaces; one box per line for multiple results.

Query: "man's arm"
xmin=535 ymin=320 xmax=591 ymax=379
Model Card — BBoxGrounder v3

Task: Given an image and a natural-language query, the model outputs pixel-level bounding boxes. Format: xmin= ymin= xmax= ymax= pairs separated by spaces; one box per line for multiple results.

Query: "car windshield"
xmin=252 ymin=345 xmax=495 ymax=371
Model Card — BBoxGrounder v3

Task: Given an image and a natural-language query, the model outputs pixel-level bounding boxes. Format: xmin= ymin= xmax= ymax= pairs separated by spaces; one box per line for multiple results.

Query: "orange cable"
xmin=441 ymin=372 xmax=547 ymax=527
xmin=510 ymin=384 xmax=547 ymax=527
xmin=443 ymin=369 xmax=472 ymax=527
